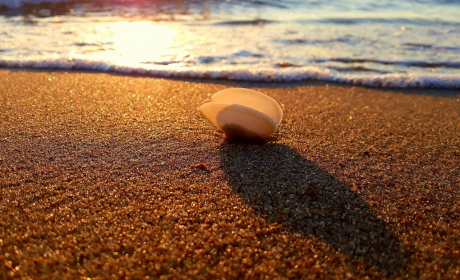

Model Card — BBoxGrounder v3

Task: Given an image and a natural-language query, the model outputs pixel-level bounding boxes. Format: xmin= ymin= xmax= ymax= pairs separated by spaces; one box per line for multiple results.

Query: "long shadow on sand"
xmin=220 ymin=141 xmax=408 ymax=274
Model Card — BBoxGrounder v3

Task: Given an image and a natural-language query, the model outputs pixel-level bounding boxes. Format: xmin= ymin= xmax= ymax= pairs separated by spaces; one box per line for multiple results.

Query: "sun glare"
xmin=108 ymin=21 xmax=178 ymax=64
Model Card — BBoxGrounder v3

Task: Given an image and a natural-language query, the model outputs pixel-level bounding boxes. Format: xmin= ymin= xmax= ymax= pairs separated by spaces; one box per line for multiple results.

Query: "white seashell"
xmin=199 ymin=88 xmax=283 ymax=139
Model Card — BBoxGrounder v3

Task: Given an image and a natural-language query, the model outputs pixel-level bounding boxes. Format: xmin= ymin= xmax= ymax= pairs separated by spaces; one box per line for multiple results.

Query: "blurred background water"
xmin=1 ymin=0 xmax=459 ymax=87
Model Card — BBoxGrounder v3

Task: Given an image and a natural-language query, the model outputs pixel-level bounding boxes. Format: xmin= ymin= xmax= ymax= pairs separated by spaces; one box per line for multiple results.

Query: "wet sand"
xmin=0 ymin=69 xmax=459 ymax=279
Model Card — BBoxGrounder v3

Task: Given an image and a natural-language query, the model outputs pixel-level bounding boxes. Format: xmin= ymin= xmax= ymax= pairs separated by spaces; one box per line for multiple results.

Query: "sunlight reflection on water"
xmin=109 ymin=21 xmax=178 ymax=63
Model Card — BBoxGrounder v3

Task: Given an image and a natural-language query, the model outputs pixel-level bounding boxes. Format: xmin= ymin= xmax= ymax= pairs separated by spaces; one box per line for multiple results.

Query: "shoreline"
xmin=1 ymin=69 xmax=459 ymax=279
xmin=1 ymin=65 xmax=460 ymax=91
xmin=4 ymin=67 xmax=460 ymax=96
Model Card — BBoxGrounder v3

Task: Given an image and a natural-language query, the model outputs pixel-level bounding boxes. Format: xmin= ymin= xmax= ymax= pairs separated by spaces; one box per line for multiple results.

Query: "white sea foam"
xmin=1 ymin=57 xmax=459 ymax=89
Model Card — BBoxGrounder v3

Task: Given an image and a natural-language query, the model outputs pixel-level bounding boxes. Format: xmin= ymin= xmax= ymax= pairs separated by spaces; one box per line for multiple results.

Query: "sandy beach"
xmin=0 ymin=69 xmax=459 ymax=279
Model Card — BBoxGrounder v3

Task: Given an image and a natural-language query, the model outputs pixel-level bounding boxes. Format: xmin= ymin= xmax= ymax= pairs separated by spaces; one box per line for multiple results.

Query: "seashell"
xmin=199 ymin=88 xmax=283 ymax=139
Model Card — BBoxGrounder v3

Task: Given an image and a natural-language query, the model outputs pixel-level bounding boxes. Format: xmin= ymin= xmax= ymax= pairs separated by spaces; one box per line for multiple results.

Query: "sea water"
xmin=1 ymin=0 xmax=459 ymax=88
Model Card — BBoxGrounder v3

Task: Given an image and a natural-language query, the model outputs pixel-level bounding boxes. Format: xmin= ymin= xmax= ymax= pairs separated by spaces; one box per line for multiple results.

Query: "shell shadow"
xmin=220 ymin=141 xmax=408 ymax=274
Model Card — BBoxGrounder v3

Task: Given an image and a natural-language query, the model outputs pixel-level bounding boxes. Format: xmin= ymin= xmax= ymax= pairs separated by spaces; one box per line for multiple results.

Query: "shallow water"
xmin=1 ymin=0 xmax=459 ymax=88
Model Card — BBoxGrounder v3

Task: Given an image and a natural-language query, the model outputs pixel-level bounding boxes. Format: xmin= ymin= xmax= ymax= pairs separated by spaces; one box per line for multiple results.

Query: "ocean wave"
xmin=0 ymin=57 xmax=459 ymax=89
xmin=300 ymin=17 xmax=460 ymax=26
xmin=213 ymin=19 xmax=277 ymax=26
xmin=0 ymin=0 xmax=287 ymax=9
xmin=313 ymin=58 xmax=460 ymax=69
xmin=402 ymin=43 xmax=460 ymax=53
xmin=280 ymin=36 xmax=362 ymax=45
xmin=0 ymin=0 xmax=71 ymax=8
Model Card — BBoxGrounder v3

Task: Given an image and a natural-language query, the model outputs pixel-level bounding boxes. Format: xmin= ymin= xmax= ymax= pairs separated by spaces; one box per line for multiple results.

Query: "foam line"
xmin=0 ymin=57 xmax=459 ymax=89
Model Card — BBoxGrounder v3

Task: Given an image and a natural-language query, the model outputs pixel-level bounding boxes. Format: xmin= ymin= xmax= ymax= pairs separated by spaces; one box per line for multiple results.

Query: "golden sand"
xmin=0 ymin=69 xmax=459 ymax=279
